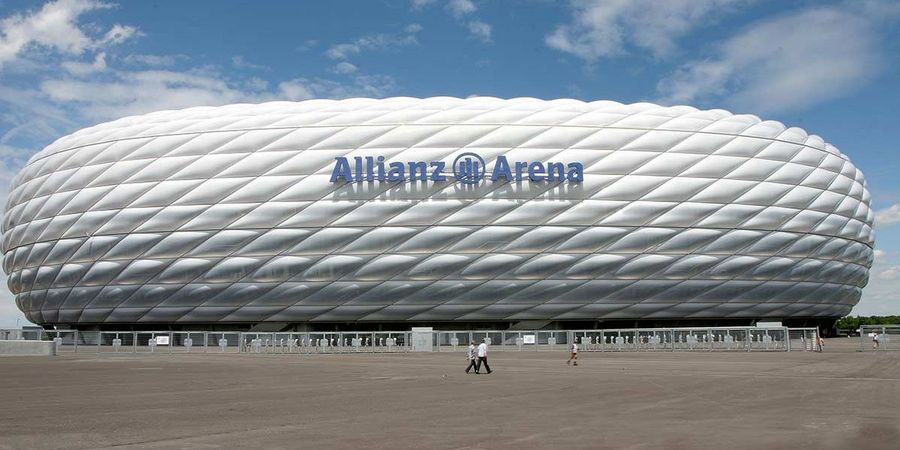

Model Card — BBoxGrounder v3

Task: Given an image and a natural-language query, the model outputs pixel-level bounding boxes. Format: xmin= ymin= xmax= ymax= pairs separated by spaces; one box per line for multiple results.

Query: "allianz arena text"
xmin=1 ymin=97 xmax=874 ymax=330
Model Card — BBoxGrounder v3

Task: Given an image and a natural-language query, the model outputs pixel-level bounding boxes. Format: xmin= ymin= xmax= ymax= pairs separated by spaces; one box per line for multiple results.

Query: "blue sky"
xmin=0 ymin=0 xmax=899 ymax=326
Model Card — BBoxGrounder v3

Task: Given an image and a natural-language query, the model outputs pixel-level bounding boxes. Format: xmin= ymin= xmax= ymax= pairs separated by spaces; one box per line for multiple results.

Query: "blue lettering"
xmin=515 ymin=161 xmax=528 ymax=181
xmin=528 ymin=162 xmax=545 ymax=182
xmin=376 ymin=156 xmax=386 ymax=181
xmin=354 ymin=156 xmax=363 ymax=181
xmin=408 ymin=161 xmax=428 ymax=181
xmin=387 ymin=161 xmax=405 ymax=181
xmin=330 ymin=157 xmax=353 ymax=182
xmin=365 ymin=156 xmax=375 ymax=181
xmin=547 ymin=162 xmax=565 ymax=181
xmin=331 ymin=154 xmax=584 ymax=184
xmin=491 ymin=155 xmax=513 ymax=181
xmin=567 ymin=162 xmax=584 ymax=182
xmin=430 ymin=161 xmax=446 ymax=181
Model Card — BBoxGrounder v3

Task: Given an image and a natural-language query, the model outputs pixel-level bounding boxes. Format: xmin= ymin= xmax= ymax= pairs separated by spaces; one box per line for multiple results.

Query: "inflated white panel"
xmin=1 ymin=97 xmax=874 ymax=325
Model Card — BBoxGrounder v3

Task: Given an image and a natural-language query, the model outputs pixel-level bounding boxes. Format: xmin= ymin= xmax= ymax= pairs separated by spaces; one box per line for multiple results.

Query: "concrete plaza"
xmin=0 ymin=339 xmax=898 ymax=449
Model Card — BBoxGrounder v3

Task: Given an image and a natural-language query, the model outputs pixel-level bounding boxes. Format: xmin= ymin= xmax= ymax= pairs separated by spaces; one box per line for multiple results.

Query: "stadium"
xmin=0 ymin=97 xmax=874 ymax=331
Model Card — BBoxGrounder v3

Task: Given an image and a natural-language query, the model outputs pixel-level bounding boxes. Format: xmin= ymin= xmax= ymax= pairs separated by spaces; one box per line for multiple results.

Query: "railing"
xmin=31 ymin=330 xmax=414 ymax=355
xmin=436 ymin=327 xmax=796 ymax=352
xmin=788 ymin=327 xmax=819 ymax=352
xmin=575 ymin=327 xmax=796 ymax=352
xmin=16 ymin=326 xmax=821 ymax=355
xmin=859 ymin=325 xmax=900 ymax=351
xmin=434 ymin=330 xmax=569 ymax=352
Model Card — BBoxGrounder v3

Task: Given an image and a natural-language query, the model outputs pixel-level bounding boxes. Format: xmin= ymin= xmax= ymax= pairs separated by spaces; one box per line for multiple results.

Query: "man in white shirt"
xmin=465 ymin=340 xmax=478 ymax=374
xmin=476 ymin=339 xmax=492 ymax=374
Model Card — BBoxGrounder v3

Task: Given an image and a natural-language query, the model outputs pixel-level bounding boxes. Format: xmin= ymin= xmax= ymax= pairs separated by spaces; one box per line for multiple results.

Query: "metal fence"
xmin=859 ymin=325 xmax=900 ymax=351
xmin=436 ymin=327 xmax=798 ymax=352
xmin=434 ymin=330 xmax=570 ymax=352
xmin=576 ymin=327 xmax=798 ymax=352
xmin=7 ymin=326 xmax=823 ymax=355
xmin=27 ymin=330 xmax=414 ymax=355
xmin=788 ymin=327 xmax=819 ymax=352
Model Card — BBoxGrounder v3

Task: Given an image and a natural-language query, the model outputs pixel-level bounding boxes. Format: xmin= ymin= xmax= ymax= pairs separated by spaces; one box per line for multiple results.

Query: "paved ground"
xmin=1 ymin=339 xmax=898 ymax=449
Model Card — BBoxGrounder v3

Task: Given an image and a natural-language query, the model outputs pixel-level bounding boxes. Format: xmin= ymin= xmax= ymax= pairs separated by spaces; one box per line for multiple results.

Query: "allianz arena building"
xmin=1 ymin=97 xmax=874 ymax=331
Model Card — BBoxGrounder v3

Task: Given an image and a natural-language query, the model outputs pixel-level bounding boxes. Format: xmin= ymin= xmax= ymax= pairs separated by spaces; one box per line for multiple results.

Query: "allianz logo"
xmin=330 ymin=152 xmax=584 ymax=184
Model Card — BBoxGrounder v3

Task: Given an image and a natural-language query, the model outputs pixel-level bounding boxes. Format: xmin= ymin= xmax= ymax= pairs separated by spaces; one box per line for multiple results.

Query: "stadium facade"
xmin=1 ymin=97 xmax=874 ymax=331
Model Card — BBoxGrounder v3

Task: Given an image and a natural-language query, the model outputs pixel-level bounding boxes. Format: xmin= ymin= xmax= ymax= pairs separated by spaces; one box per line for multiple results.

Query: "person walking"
xmin=817 ymin=336 xmax=825 ymax=352
xmin=465 ymin=340 xmax=478 ymax=374
xmin=567 ymin=339 xmax=579 ymax=365
xmin=476 ymin=339 xmax=491 ymax=374
xmin=873 ymin=332 xmax=880 ymax=350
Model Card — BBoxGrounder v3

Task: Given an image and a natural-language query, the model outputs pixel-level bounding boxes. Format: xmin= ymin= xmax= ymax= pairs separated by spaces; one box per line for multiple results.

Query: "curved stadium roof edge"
xmin=26 ymin=97 xmax=843 ymax=163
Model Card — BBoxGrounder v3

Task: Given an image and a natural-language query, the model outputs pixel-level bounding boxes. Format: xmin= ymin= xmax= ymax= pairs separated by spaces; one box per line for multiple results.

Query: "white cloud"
xmin=878 ymin=266 xmax=900 ymax=280
xmin=295 ymin=39 xmax=318 ymax=52
xmin=0 ymin=83 xmax=76 ymax=146
xmin=467 ymin=20 xmax=492 ymax=43
xmin=853 ymin=277 xmax=900 ymax=315
xmin=98 ymin=23 xmax=139 ymax=46
xmin=875 ymin=204 xmax=900 ymax=227
xmin=412 ymin=0 xmax=491 ymax=42
xmin=278 ymin=75 xmax=394 ymax=101
xmin=410 ymin=0 xmax=435 ymax=11
xmin=447 ymin=0 xmax=493 ymax=42
xmin=327 ymin=44 xmax=357 ymax=61
xmin=36 ymin=68 xmax=391 ymax=120
xmin=34 ymin=69 xmax=390 ymax=120
xmin=121 ymin=53 xmax=179 ymax=67
xmin=657 ymin=5 xmax=890 ymax=114
xmin=852 ymin=242 xmax=900 ymax=315
xmin=60 ymin=51 xmax=106 ymax=75
xmin=231 ymin=55 xmax=268 ymax=71
xmin=41 ymin=69 xmax=243 ymax=117
xmin=243 ymin=77 xmax=268 ymax=92
xmin=275 ymin=79 xmax=315 ymax=101
xmin=0 ymin=0 xmax=135 ymax=67
xmin=326 ymin=25 xmax=422 ymax=60
xmin=333 ymin=61 xmax=358 ymax=74
xmin=0 ymin=143 xmax=35 ymax=190
xmin=448 ymin=0 xmax=477 ymax=18
xmin=547 ymin=0 xmax=749 ymax=61
xmin=0 ymin=1 xmax=399 ymax=135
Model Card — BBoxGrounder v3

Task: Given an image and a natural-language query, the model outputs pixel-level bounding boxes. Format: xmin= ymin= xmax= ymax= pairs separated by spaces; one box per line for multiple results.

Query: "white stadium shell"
xmin=1 ymin=97 xmax=874 ymax=330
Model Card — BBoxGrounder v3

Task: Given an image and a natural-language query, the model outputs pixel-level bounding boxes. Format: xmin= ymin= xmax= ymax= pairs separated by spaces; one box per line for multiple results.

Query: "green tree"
xmin=835 ymin=316 xmax=900 ymax=330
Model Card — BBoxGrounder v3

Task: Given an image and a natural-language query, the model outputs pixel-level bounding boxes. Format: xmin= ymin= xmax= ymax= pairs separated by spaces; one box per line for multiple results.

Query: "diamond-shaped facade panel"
xmin=1 ymin=97 xmax=874 ymax=326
